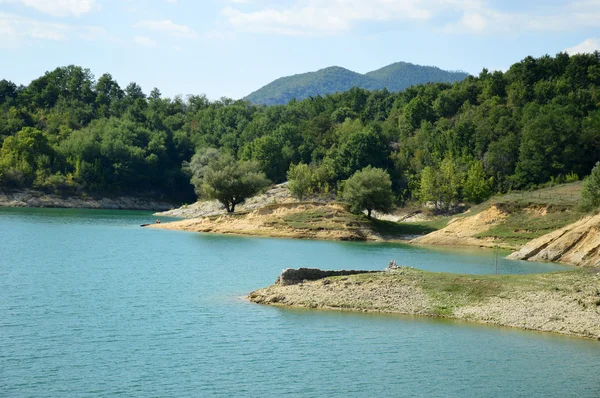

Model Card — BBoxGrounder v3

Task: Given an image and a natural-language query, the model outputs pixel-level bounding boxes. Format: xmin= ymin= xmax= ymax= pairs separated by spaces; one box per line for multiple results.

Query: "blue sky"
xmin=1 ymin=0 xmax=599 ymax=100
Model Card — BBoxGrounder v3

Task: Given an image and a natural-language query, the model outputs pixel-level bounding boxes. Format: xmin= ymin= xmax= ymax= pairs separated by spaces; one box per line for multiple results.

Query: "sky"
xmin=1 ymin=0 xmax=599 ymax=100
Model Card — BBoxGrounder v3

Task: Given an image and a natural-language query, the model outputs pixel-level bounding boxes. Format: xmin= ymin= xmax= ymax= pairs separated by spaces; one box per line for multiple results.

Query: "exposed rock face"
xmin=0 ymin=189 xmax=174 ymax=211
xmin=411 ymin=205 xmax=509 ymax=248
xmin=155 ymin=183 xmax=295 ymax=218
xmin=276 ymin=268 xmax=380 ymax=286
xmin=509 ymin=214 xmax=600 ymax=267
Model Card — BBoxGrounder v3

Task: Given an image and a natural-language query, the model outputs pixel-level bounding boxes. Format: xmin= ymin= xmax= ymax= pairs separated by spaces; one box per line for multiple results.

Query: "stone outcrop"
xmin=155 ymin=183 xmax=296 ymax=218
xmin=509 ymin=213 xmax=600 ymax=267
xmin=276 ymin=268 xmax=380 ymax=286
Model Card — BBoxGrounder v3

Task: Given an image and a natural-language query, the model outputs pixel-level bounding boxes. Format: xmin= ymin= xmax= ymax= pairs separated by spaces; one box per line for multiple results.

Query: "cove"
xmin=1 ymin=208 xmax=599 ymax=397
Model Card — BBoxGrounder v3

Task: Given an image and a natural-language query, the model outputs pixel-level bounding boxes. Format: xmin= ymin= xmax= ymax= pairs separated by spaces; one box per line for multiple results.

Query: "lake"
xmin=1 ymin=208 xmax=599 ymax=397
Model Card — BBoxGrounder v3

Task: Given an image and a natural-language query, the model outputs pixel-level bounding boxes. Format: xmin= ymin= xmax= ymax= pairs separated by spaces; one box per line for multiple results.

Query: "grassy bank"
xmin=474 ymin=182 xmax=585 ymax=246
xmin=412 ymin=182 xmax=586 ymax=250
xmin=249 ymin=267 xmax=600 ymax=339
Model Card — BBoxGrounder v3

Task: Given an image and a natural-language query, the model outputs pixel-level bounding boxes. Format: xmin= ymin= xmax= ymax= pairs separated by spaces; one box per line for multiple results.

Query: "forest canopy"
xmin=1 ymin=53 xmax=599 ymax=206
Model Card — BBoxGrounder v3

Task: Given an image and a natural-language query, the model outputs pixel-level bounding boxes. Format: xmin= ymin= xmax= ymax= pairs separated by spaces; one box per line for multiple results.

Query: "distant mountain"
xmin=245 ymin=62 xmax=469 ymax=106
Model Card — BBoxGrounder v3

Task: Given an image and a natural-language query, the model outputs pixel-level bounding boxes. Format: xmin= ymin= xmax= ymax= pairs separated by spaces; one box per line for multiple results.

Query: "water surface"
xmin=1 ymin=208 xmax=598 ymax=397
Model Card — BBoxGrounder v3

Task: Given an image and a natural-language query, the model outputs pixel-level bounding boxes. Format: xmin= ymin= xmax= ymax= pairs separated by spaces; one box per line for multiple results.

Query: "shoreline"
xmin=248 ymin=267 xmax=600 ymax=340
xmin=148 ymin=202 xmax=421 ymax=242
xmin=0 ymin=189 xmax=176 ymax=211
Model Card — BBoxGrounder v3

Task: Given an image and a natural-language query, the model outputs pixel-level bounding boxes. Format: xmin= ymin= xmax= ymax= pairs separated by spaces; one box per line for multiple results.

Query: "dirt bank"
xmin=149 ymin=202 xmax=386 ymax=241
xmin=410 ymin=205 xmax=510 ymax=248
xmin=249 ymin=267 xmax=600 ymax=339
xmin=0 ymin=189 xmax=175 ymax=211
xmin=509 ymin=213 xmax=600 ymax=267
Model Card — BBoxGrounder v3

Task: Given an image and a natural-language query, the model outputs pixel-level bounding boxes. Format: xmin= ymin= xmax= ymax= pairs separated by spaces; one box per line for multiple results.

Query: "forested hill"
xmin=0 ymin=52 xmax=599 ymax=207
xmin=244 ymin=62 xmax=469 ymax=105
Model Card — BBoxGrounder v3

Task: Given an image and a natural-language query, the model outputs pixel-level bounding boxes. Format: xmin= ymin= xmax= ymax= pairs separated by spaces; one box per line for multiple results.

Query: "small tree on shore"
xmin=202 ymin=154 xmax=270 ymax=213
xmin=581 ymin=162 xmax=600 ymax=211
xmin=342 ymin=166 xmax=393 ymax=219
xmin=463 ymin=161 xmax=493 ymax=204
xmin=287 ymin=162 xmax=313 ymax=201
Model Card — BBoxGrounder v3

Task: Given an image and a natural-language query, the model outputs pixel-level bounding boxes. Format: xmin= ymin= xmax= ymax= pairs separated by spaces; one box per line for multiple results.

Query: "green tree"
xmin=419 ymin=158 xmax=463 ymax=210
xmin=581 ymin=162 xmax=600 ymax=211
xmin=463 ymin=161 xmax=493 ymax=203
xmin=419 ymin=166 xmax=439 ymax=208
xmin=201 ymin=154 xmax=270 ymax=213
xmin=186 ymin=147 xmax=220 ymax=197
xmin=287 ymin=163 xmax=313 ymax=201
xmin=438 ymin=157 xmax=463 ymax=210
xmin=342 ymin=166 xmax=393 ymax=219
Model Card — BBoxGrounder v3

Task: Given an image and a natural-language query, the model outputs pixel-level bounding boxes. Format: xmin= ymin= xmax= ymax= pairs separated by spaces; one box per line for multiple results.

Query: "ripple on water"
xmin=0 ymin=208 xmax=598 ymax=398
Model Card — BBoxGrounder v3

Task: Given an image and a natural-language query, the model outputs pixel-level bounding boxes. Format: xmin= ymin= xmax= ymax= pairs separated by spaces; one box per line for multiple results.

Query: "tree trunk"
xmin=367 ymin=209 xmax=372 ymax=219
xmin=226 ymin=203 xmax=233 ymax=213
xmin=230 ymin=203 xmax=236 ymax=213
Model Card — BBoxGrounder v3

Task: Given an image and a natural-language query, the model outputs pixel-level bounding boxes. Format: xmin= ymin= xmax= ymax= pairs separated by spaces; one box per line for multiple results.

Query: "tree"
xmin=187 ymin=147 xmax=220 ymax=197
xmin=581 ymin=162 xmax=600 ymax=211
xmin=287 ymin=163 xmax=313 ymax=201
xmin=201 ymin=154 xmax=270 ymax=213
xmin=342 ymin=166 xmax=393 ymax=219
xmin=333 ymin=124 xmax=389 ymax=179
xmin=463 ymin=161 xmax=493 ymax=203
xmin=437 ymin=157 xmax=463 ymax=210
xmin=419 ymin=158 xmax=463 ymax=210
xmin=419 ymin=166 xmax=439 ymax=208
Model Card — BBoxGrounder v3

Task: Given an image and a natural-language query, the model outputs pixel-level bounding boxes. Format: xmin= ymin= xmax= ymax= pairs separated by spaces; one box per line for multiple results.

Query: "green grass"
xmin=490 ymin=181 xmax=583 ymax=210
xmin=368 ymin=218 xmax=442 ymax=236
xmin=475 ymin=211 xmax=585 ymax=246
xmin=271 ymin=207 xmax=450 ymax=238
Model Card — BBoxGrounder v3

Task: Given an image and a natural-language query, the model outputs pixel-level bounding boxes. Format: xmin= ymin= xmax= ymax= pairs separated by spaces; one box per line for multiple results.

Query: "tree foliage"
xmin=463 ymin=161 xmax=493 ymax=204
xmin=342 ymin=166 xmax=393 ymax=218
xmin=1 ymin=53 xmax=600 ymax=207
xmin=581 ymin=162 xmax=600 ymax=211
xmin=201 ymin=154 xmax=270 ymax=213
xmin=287 ymin=163 xmax=314 ymax=201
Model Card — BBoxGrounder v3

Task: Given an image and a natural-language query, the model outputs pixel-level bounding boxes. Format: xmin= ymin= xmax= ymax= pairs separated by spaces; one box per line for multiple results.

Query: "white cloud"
xmin=0 ymin=12 xmax=67 ymax=47
xmin=565 ymin=38 xmax=600 ymax=55
xmin=134 ymin=35 xmax=158 ymax=48
xmin=15 ymin=0 xmax=98 ymax=17
xmin=134 ymin=19 xmax=198 ymax=38
xmin=0 ymin=12 xmax=114 ymax=48
xmin=221 ymin=0 xmax=435 ymax=36
xmin=221 ymin=0 xmax=600 ymax=36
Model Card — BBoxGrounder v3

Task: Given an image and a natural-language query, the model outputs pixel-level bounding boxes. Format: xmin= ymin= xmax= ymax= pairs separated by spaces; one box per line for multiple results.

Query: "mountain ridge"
xmin=245 ymin=61 xmax=469 ymax=106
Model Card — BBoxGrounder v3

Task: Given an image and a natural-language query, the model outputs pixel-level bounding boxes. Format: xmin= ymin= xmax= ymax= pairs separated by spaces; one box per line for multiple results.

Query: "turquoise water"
xmin=1 ymin=208 xmax=599 ymax=397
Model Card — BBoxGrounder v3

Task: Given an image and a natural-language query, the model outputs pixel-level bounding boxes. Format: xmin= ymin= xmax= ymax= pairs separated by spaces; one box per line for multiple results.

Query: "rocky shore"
xmin=249 ymin=266 xmax=600 ymax=340
xmin=0 ymin=189 xmax=175 ymax=211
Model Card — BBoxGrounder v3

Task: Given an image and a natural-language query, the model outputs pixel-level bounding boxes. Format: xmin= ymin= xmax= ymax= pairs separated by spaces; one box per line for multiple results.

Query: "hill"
xmin=244 ymin=62 xmax=468 ymax=105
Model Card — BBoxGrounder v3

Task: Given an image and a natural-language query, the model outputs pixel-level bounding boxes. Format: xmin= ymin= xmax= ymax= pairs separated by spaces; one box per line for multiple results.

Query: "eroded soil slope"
xmin=509 ymin=213 xmax=600 ymax=267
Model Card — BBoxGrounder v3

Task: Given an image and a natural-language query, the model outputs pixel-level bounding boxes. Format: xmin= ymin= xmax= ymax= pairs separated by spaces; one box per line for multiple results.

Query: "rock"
xmin=508 ymin=214 xmax=600 ymax=267
xmin=275 ymin=268 xmax=380 ymax=286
